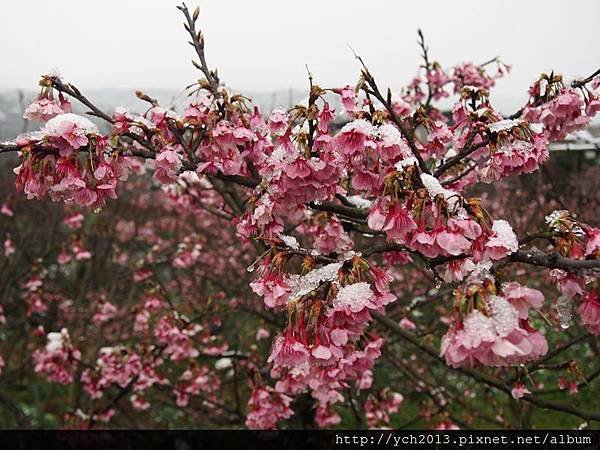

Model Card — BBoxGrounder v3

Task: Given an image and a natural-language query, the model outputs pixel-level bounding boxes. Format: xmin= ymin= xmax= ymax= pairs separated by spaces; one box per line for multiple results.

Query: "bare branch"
xmin=510 ymin=248 xmax=600 ymax=273
xmin=178 ymin=3 xmax=219 ymax=93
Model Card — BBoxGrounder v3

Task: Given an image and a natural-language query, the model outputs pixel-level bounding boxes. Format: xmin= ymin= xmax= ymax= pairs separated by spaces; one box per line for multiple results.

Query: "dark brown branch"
xmin=0 ymin=390 xmax=30 ymax=428
xmin=480 ymin=56 xmax=500 ymax=68
xmin=50 ymin=77 xmax=114 ymax=124
xmin=0 ymin=142 xmax=20 ymax=154
xmin=434 ymin=137 xmax=490 ymax=177
xmin=417 ymin=29 xmax=435 ymax=110
xmin=527 ymin=333 xmax=591 ymax=374
xmin=178 ymin=3 xmax=219 ymax=93
xmin=572 ymin=68 xmax=600 ymax=88
xmin=368 ymin=83 xmax=431 ymax=175
xmin=309 ymin=201 xmax=368 ymax=220
xmin=510 ymin=248 xmax=600 ymax=272
xmin=441 ymin=161 xmax=479 ymax=186
xmin=364 ymin=244 xmax=600 ymax=274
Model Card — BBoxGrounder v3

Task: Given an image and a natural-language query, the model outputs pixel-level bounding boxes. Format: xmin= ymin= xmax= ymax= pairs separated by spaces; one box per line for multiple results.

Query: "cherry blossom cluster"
xmin=364 ymin=388 xmax=404 ymax=428
xmin=523 ymin=74 xmax=600 ymax=141
xmin=543 ymin=210 xmax=600 ymax=335
xmin=33 ymin=328 xmax=80 ymax=384
xmin=441 ymin=270 xmax=547 ymax=368
xmin=245 ymin=385 xmax=294 ymax=429
xmin=248 ymin=252 xmax=395 ymax=426
xmin=13 ymin=113 xmax=127 ymax=210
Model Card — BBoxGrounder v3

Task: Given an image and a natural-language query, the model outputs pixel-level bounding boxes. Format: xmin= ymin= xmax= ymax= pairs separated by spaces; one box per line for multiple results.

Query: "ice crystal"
xmin=346 ymin=195 xmax=373 ymax=209
xmin=420 ymin=173 xmax=461 ymax=210
xmin=488 ymin=119 xmax=522 ymax=133
xmin=279 ymin=234 xmax=300 ymax=250
xmin=291 ymin=262 xmax=343 ymax=297
xmin=341 ymin=119 xmax=375 ymax=136
xmin=333 ymin=282 xmax=375 ymax=313
xmin=45 ymin=113 xmax=99 ymax=134
xmin=488 ymin=220 xmax=519 ymax=253
xmin=490 ymin=295 xmax=519 ymax=337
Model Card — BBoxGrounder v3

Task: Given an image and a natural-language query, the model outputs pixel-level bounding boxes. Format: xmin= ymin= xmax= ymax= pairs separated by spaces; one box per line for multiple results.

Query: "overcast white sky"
xmin=1 ymin=0 xmax=599 ymax=113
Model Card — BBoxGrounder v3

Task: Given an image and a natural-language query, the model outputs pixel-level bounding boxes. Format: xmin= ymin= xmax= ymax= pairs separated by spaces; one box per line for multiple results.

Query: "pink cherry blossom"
xmin=481 ymin=220 xmax=518 ymax=261
xmin=578 ymin=289 xmax=600 ymax=335
xmin=502 ymin=282 xmax=544 ymax=319
xmin=334 ymin=85 xmax=359 ymax=114
xmin=33 ymin=328 xmax=80 ymax=384
xmin=511 ymin=382 xmax=530 ymax=399
xmin=441 ymin=294 xmax=547 ymax=368
xmin=24 ymin=93 xmax=71 ymax=122
xmin=1 ymin=203 xmax=14 ymax=217
xmin=364 ymin=388 xmax=404 ymax=428
xmin=245 ymin=385 xmax=294 ymax=429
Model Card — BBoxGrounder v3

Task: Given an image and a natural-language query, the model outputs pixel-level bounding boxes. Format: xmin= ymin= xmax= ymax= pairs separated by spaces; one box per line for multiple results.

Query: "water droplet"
xmin=93 ymin=208 xmax=101 ymax=214
xmin=556 ymin=295 xmax=573 ymax=329
xmin=246 ymin=258 xmax=260 ymax=273
xmin=435 ymin=280 xmax=442 ymax=289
